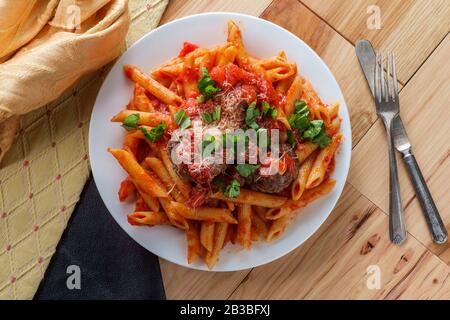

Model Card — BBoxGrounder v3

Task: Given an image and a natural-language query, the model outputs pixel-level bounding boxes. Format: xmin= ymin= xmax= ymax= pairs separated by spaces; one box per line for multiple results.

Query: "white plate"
xmin=89 ymin=12 xmax=352 ymax=271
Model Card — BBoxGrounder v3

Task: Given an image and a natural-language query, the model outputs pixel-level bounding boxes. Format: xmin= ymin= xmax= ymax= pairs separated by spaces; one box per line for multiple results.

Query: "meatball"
xmin=250 ymin=144 xmax=300 ymax=194
xmin=167 ymin=127 xmax=226 ymax=185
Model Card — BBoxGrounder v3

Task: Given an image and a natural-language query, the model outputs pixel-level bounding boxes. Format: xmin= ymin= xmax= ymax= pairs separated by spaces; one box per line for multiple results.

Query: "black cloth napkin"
xmin=34 ymin=177 xmax=166 ymax=300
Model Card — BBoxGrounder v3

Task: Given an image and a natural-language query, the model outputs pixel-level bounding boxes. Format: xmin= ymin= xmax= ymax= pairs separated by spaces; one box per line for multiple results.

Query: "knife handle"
xmin=386 ymin=126 xmax=407 ymax=244
xmin=402 ymin=151 xmax=448 ymax=244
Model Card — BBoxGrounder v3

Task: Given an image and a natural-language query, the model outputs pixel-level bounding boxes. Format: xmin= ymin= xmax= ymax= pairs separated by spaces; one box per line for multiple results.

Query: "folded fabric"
xmin=34 ymin=177 xmax=166 ymax=300
xmin=0 ymin=0 xmax=130 ymax=161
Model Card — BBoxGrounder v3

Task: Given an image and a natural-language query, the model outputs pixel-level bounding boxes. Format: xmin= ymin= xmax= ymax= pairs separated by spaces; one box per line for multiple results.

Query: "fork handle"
xmin=402 ymin=151 xmax=448 ymax=244
xmin=386 ymin=125 xmax=407 ymax=244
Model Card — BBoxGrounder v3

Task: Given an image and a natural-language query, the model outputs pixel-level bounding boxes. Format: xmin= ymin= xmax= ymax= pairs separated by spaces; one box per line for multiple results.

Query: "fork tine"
xmin=392 ymin=53 xmax=399 ymax=102
xmin=375 ymin=53 xmax=381 ymax=103
xmin=386 ymin=51 xmax=392 ymax=101
xmin=380 ymin=53 xmax=386 ymax=102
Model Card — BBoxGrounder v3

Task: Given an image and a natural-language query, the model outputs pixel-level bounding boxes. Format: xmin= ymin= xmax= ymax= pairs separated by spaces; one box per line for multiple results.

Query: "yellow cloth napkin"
xmin=0 ymin=0 xmax=169 ymax=299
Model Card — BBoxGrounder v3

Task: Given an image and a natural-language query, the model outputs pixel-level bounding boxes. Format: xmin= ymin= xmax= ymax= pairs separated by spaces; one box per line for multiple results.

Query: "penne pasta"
xmin=306 ymin=133 xmax=343 ymax=189
xmin=251 ymin=212 xmax=269 ymax=240
xmin=111 ymin=110 xmax=173 ymax=129
xmin=292 ymin=179 xmax=336 ymax=209
xmin=159 ymin=148 xmax=192 ymax=198
xmin=295 ymin=141 xmax=319 ymax=163
xmin=237 ymin=204 xmax=252 ymax=249
xmin=133 ymin=84 xmax=154 ymax=112
xmin=159 ymin=197 xmax=189 ymax=230
xmin=127 ymin=211 xmax=169 ymax=226
xmin=211 ymin=189 xmax=287 ymax=208
xmin=118 ymin=177 xmax=135 ymax=202
xmin=200 ymin=221 xmax=215 ymax=252
xmin=284 ymin=78 xmax=303 ymax=116
xmin=186 ymin=221 xmax=202 ymax=264
xmin=291 ymin=151 xmax=316 ymax=201
xmin=171 ymin=201 xmax=238 ymax=224
xmin=124 ymin=64 xmax=182 ymax=105
xmin=108 ymin=148 xmax=168 ymax=198
xmin=267 ymin=213 xmax=293 ymax=242
xmin=145 ymin=157 xmax=186 ymax=202
xmin=205 ymin=222 xmax=229 ymax=269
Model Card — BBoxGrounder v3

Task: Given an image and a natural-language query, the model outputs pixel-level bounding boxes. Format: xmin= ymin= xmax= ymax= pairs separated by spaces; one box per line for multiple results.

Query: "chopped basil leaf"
xmin=139 ymin=122 xmax=167 ymax=142
xmin=223 ymin=179 xmax=240 ymax=198
xmin=287 ymin=130 xmax=296 ymax=147
xmin=245 ymin=105 xmax=260 ymax=130
xmin=196 ymin=94 xmax=206 ymax=103
xmin=201 ymin=106 xmax=221 ymax=124
xmin=303 ymin=120 xmax=323 ymax=139
xmin=122 ymin=113 xmax=140 ymax=131
xmin=312 ymin=129 xmax=331 ymax=147
xmin=295 ymin=100 xmax=307 ymax=113
xmin=173 ymin=109 xmax=191 ymax=129
xmin=262 ymin=101 xmax=271 ymax=114
xmin=201 ymin=112 xmax=213 ymax=123
xmin=198 ymin=67 xmax=220 ymax=98
xmin=236 ymin=164 xmax=258 ymax=178
xmin=201 ymin=134 xmax=219 ymax=156
xmin=213 ymin=106 xmax=221 ymax=121
xmin=271 ymin=108 xmax=278 ymax=119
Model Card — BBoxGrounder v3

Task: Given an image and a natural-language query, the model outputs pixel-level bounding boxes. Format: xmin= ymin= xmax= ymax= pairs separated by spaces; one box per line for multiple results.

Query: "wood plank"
xmin=260 ymin=0 xmax=392 ymax=146
xmin=160 ymin=0 xmax=273 ymax=24
xmin=301 ymin=0 xmax=450 ymax=84
xmin=229 ymin=184 xmax=450 ymax=299
xmin=349 ymin=35 xmax=450 ymax=263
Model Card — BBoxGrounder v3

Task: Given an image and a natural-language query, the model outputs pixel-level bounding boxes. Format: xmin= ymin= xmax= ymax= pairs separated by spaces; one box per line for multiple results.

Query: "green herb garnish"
xmin=223 ymin=179 xmax=241 ymax=198
xmin=196 ymin=94 xmax=206 ymax=103
xmin=201 ymin=106 xmax=221 ymax=124
xmin=245 ymin=104 xmax=260 ymax=130
xmin=198 ymin=67 xmax=221 ymax=98
xmin=173 ymin=109 xmax=191 ymax=129
xmin=122 ymin=113 xmax=140 ymax=130
xmin=287 ymin=130 xmax=296 ymax=147
xmin=139 ymin=122 xmax=167 ymax=142
xmin=236 ymin=164 xmax=258 ymax=178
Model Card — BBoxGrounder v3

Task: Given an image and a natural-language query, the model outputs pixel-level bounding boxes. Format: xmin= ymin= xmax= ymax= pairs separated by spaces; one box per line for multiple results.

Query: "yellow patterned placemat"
xmin=0 ymin=0 xmax=169 ymax=300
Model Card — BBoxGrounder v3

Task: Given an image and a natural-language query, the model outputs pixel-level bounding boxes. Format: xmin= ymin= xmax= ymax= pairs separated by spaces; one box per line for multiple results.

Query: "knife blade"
xmin=355 ymin=40 xmax=411 ymax=152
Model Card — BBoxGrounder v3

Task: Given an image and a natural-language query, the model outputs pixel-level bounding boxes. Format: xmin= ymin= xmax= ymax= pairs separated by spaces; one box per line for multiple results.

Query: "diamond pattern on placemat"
xmin=0 ymin=0 xmax=169 ymax=300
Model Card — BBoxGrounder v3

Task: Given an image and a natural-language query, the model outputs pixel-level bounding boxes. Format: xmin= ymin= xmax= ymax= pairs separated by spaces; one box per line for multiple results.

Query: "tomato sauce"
xmin=178 ymin=42 xmax=199 ymax=57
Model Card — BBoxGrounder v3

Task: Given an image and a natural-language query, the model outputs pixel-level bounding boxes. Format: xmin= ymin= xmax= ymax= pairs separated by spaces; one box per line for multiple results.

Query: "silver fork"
xmin=374 ymin=52 xmax=407 ymax=244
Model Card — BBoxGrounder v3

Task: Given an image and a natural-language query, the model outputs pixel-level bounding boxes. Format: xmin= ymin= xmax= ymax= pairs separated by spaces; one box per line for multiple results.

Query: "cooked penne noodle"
xmin=123 ymin=64 xmax=182 ymax=105
xmin=326 ymin=116 xmax=342 ymax=136
xmin=292 ymin=179 xmax=336 ymax=209
xmin=133 ymin=84 xmax=154 ymax=112
xmin=252 ymin=212 xmax=269 ymax=240
xmin=253 ymin=206 xmax=268 ymax=222
xmin=131 ymin=178 xmax=161 ymax=212
xmin=295 ymin=141 xmax=319 ymax=163
xmin=291 ymin=151 xmax=316 ymax=201
xmin=118 ymin=177 xmax=135 ymax=202
xmin=111 ymin=110 xmax=173 ymax=128
xmin=237 ymin=204 xmax=252 ymax=249
xmin=216 ymin=44 xmax=238 ymax=66
xmin=145 ymin=157 xmax=186 ymax=202
xmin=251 ymin=226 xmax=260 ymax=242
xmin=227 ymin=20 xmax=248 ymax=67
xmin=267 ymin=213 xmax=293 ymax=242
xmin=276 ymin=74 xmax=295 ymax=94
xmin=200 ymin=221 xmax=215 ymax=252
xmin=159 ymin=148 xmax=191 ymax=198
xmin=265 ymin=205 xmax=292 ymax=220
xmin=171 ymin=202 xmax=238 ymax=224
xmin=127 ymin=211 xmax=169 ymax=226
xmin=205 ymin=222 xmax=229 ymax=269
xmin=211 ymin=189 xmax=287 ymax=208
xmin=108 ymin=148 xmax=168 ymax=198
xmin=306 ymin=133 xmax=343 ymax=189
xmin=159 ymin=197 xmax=188 ymax=230
xmin=186 ymin=221 xmax=202 ymax=264
xmin=284 ymin=78 xmax=303 ymax=116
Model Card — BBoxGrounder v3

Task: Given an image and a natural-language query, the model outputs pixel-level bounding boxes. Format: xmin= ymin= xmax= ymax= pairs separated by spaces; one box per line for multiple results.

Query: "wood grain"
xmin=349 ymin=35 xmax=450 ymax=263
xmin=160 ymin=0 xmax=273 ymax=24
xmin=260 ymin=0 xmax=401 ymax=146
xmin=301 ymin=0 xmax=450 ymax=84
xmin=229 ymin=185 xmax=450 ymax=299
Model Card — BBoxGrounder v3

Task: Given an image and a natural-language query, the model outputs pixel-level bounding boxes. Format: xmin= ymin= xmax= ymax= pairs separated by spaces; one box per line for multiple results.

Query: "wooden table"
xmin=158 ymin=0 xmax=450 ymax=299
